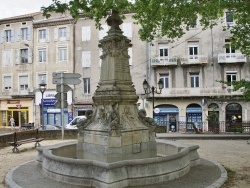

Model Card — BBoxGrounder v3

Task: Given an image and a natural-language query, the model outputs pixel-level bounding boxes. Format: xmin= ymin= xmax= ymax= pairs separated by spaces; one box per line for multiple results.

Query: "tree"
xmin=230 ymin=80 xmax=250 ymax=101
xmin=42 ymin=0 xmax=250 ymax=56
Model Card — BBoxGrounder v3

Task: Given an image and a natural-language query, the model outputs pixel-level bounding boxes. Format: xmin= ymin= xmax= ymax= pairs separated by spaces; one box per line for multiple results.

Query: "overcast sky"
xmin=0 ymin=0 xmax=59 ymax=19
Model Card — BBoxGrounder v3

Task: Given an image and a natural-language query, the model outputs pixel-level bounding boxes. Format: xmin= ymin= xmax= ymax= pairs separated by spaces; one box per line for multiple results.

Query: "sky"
xmin=0 ymin=0 xmax=60 ymax=19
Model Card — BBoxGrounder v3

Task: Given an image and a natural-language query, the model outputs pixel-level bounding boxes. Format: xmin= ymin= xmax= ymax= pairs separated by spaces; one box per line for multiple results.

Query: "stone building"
xmin=0 ymin=12 xmax=75 ymax=127
xmin=0 ymin=11 xmax=249 ymax=133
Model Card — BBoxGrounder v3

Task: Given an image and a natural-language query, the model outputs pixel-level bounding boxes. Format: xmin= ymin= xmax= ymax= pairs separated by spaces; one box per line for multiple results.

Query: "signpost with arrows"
xmin=52 ymin=72 xmax=81 ymax=139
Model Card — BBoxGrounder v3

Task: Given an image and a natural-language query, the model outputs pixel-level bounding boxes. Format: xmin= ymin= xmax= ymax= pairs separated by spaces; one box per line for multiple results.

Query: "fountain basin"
xmin=36 ymin=140 xmax=200 ymax=188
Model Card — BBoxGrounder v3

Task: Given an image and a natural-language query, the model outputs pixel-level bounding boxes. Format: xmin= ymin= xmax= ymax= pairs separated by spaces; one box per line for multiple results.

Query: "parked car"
xmin=65 ymin=116 xmax=86 ymax=129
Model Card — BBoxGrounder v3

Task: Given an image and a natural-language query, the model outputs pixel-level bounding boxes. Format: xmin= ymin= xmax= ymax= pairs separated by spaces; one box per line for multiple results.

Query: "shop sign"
xmin=43 ymin=99 xmax=57 ymax=106
xmin=47 ymin=109 xmax=61 ymax=113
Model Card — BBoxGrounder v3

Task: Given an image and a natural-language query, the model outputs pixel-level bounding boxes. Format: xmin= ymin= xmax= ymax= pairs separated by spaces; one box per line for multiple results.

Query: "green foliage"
xmin=42 ymin=0 xmax=250 ymax=55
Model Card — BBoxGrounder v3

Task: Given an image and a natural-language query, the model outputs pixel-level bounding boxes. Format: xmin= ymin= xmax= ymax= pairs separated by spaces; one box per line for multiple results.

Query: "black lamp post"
xmin=39 ymin=81 xmax=47 ymax=130
xmin=143 ymin=79 xmax=163 ymax=118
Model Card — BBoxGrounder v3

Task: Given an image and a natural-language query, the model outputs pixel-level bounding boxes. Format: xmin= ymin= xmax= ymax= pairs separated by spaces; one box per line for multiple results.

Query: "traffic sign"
xmin=53 ymin=78 xmax=82 ymax=85
xmin=54 ymin=93 xmax=67 ymax=108
xmin=52 ymin=73 xmax=81 ymax=85
xmin=56 ymin=84 xmax=72 ymax=93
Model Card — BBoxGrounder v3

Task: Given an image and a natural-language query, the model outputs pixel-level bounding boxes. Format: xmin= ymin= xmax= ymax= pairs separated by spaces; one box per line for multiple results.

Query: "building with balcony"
xmin=0 ymin=12 xmax=75 ymax=128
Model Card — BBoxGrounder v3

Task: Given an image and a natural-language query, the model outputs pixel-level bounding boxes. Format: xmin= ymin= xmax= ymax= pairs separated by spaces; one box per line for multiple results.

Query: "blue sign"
xmin=42 ymin=99 xmax=57 ymax=106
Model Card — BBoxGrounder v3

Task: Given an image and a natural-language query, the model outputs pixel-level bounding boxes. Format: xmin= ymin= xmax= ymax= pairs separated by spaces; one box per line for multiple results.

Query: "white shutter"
xmin=16 ymin=29 xmax=20 ymax=42
xmin=15 ymin=49 xmax=20 ymax=64
xmin=10 ymin=29 xmax=15 ymax=42
xmin=128 ymin=48 xmax=132 ymax=65
xmin=2 ymin=51 xmax=5 ymax=65
xmin=54 ymin=28 xmax=58 ymax=41
xmin=66 ymin=27 xmax=70 ymax=40
xmin=82 ymin=51 xmax=91 ymax=67
xmin=82 ymin=26 xmax=91 ymax=41
xmin=0 ymin=30 xmax=3 ymax=43
xmin=46 ymin=28 xmax=49 ymax=42
xmin=99 ymin=25 xmax=109 ymax=39
xmin=28 ymin=49 xmax=32 ymax=63
xmin=122 ymin=23 xmax=132 ymax=38
xmin=99 ymin=49 xmax=102 ymax=67
xmin=27 ymin=27 xmax=32 ymax=41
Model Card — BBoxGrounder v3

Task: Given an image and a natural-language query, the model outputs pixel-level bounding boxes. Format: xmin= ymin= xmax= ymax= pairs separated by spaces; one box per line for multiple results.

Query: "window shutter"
xmin=66 ymin=27 xmax=70 ymax=40
xmin=28 ymin=49 xmax=32 ymax=63
xmin=82 ymin=26 xmax=91 ymax=41
xmin=15 ymin=49 xmax=20 ymax=64
xmin=0 ymin=30 xmax=3 ymax=44
xmin=128 ymin=48 xmax=132 ymax=65
xmin=82 ymin=51 xmax=91 ymax=67
xmin=54 ymin=28 xmax=58 ymax=41
xmin=4 ymin=76 xmax=11 ymax=88
xmin=27 ymin=27 xmax=32 ymax=41
xmin=122 ymin=23 xmax=132 ymax=38
xmin=99 ymin=25 xmax=109 ymax=39
xmin=11 ymin=29 xmax=15 ymax=42
xmin=99 ymin=49 xmax=102 ymax=67
xmin=16 ymin=29 xmax=20 ymax=42
xmin=46 ymin=28 xmax=49 ymax=42
xmin=2 ymin=51 xmax=5 ymax=65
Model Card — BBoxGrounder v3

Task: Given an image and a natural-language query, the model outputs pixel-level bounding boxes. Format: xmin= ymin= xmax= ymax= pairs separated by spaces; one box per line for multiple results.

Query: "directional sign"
xmin=52 ymin=73 xmax=82 ymax=85
xmin=54 ymin=93 xmax=67 ymax=108
xmin=56 ymin=84 xmax=72 ymax=93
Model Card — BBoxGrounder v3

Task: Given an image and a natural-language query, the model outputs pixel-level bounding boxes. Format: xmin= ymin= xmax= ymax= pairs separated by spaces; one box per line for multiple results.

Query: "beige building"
xmin=1 ymin=11 xmax=249 ymax=133
xmin=0 ymin=12 xmax=75 ymax=128
xmin=73 ymin=13 xmax=148 ymax=115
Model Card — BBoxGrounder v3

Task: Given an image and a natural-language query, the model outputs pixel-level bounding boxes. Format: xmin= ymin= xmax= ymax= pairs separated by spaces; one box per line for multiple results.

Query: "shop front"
xmin=0 ymin=99 xmax=34 ymax=128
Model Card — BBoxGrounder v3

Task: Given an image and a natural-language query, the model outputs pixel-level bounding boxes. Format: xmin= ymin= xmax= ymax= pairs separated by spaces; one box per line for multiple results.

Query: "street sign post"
xmin=52 ymin=73 xmax=81 ymax=140
xmin=52 ymin=73 xmax=81 ymax=85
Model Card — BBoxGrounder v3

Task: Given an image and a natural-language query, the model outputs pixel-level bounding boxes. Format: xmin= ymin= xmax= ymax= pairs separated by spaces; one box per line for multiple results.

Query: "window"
xmin=189 ymin=18 xmax=197 ymax=28
xmin=82 ymin=26 xmax=91 ymax=41
xmin=38 ymin=48 xmax=46 ymax=62
xmin=82 ymin=51 xmax=91 ymax=67
xmin=5 ymin=30 xmax=12 ymax=42
xmin=39 ymin=29 xmax=46 ymax=40
xmin=3 ymin=50 xmax=12 ymax=66
xmin=58 ymin=47 xmax=67 ymax=61
xmin=21 ymin=28 xmax=28 ymax=40
xmin=122 ymin=23 xmax=132 ymax=38
xmin=4 ymin=76 xmax=11 ymax=90
xmin=19 ymin=75 xmax=28 ymax=90
xmin=226 ymin=72 xmax=237 ymax=86
xmin=226 ymin=11 xmax=234 ymax=25
xmin=190 ymin=73 xmax=199 ymax=87
xmin=99 ymin=25 xmax=109 ymax=39
xmin=159 ymin=45 xmax=168 ymax=60
xmin=20 ymin=49 xmax=28 ymax=63
xmin=58 ymin=27 xmax=67 ymax=38
xmin=160 ymin=74 xmax=169 ymax=88
xmin=38 ymin=73 xmax=46 ymax=84
xmin=188 ymin=42 xmax=199 ymax=60
xmin=83 ymin=78 xmax=90 ymax=94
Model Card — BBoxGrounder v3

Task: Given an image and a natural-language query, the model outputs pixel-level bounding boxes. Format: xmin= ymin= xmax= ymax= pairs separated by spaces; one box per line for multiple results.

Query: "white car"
xmin=65 ymin=116 xmax=86 ymax=129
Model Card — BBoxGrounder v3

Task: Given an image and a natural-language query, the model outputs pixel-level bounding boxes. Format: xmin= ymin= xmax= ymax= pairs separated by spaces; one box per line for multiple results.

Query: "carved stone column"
xmin=77 ymin=10 xmax=156 ymax=162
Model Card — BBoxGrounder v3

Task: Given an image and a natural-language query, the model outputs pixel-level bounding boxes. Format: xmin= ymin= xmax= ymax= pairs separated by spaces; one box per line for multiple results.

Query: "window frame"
xmin=226 ymin=72 xmax=237 ymax=86
xmin=190 ymin=73 xmax=200 ymax=88
xmin=20 ymin=49 xmax=28 ymax=64
xmin=160 ymin=74 xmax=169 ymax=88
xmin=58 ymin=46 xmax=67 ymax=62
xmin=3 ymin=76 xmax=12 ymax=90
xmin=39 ymin=29 xmax=46 ymax=40
xmin=83 ymin=78 xmax=90 ymax=94
xmin=21 ymin=27 xmax=28 ymax=40
xmin=5 ymin=29 xmax=11 ymax=42
xmin=38 ymin=48 xmax=47 ymax=63
xmin=159 ymin=45 xmax=169 ymax=61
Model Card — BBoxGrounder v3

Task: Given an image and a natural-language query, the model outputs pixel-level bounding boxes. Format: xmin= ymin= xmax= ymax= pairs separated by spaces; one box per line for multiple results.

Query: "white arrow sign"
xmin=56 ymin=84 xmax=72 ymax=93
xmin=52 ymin=73 xmax=82 ymax=85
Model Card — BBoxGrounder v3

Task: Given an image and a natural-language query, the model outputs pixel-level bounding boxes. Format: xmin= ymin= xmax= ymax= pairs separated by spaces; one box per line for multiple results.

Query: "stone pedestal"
xmin=77 ymin=10 xmax=156 ymax=162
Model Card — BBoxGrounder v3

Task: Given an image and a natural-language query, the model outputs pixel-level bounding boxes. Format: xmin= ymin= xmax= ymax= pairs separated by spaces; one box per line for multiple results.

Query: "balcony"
xmin=151 ymin=57 xmax=177 ymax=67
xmin=158 ymin=87 xmax=243 ymax=98
xmin=218 ymin=53 xmax=247 ymax=64
xmin=180 ymin=55 xmax=208 ymax=65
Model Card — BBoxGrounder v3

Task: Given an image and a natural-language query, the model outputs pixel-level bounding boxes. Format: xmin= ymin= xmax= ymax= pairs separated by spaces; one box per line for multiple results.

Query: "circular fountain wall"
xmin=36 ymin=140 xmax=200 ymax=188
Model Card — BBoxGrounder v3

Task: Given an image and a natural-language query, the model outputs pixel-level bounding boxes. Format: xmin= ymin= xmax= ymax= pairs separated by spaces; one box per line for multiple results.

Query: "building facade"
xmin=0 ymin=11 xmax=249 ymax=133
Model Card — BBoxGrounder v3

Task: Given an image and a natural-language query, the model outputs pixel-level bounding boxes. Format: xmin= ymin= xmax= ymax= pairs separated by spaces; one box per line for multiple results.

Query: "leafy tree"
xmin=230 ymin=80 xmax=250 ymax=101
xmin=42 ymin=0 xmax=250 ymax=56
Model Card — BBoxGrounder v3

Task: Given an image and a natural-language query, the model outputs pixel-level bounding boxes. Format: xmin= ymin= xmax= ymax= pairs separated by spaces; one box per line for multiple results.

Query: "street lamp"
xmin=39 ymin=81 xmax=47 ymax=130
xmin=142 ymin=79 xmax=163 ymax=117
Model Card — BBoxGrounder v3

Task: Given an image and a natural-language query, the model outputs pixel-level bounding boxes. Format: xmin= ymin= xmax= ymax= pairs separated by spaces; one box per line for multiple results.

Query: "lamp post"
xmin=142 ymin=79 xmax=163 ymax=118
xmin=39 ymin=81 xmax=47 ymax=130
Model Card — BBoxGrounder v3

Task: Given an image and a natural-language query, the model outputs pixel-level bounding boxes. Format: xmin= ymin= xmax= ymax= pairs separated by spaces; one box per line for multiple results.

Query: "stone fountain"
xmin=5 ymin=11 xmax=201 ymax=188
